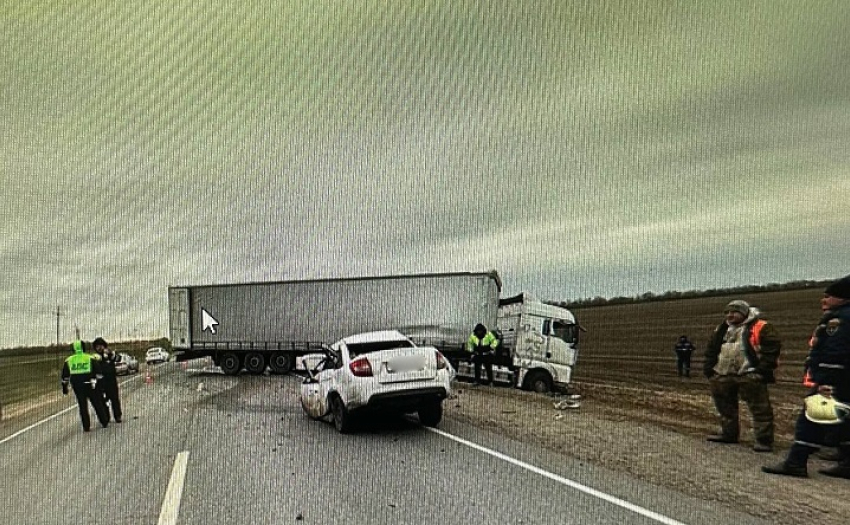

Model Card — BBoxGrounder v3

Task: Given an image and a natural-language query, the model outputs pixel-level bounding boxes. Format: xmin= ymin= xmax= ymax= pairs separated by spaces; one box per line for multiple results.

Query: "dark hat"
xmin=825 ymin=275 xmax=850 ymax=300
xmin=724 ymin=300 xmax=750 ymax=316
xmin=473 ymin=323 xmax=487 ymax=334
xmin=93 ymin=337 xmax=107 ymax=347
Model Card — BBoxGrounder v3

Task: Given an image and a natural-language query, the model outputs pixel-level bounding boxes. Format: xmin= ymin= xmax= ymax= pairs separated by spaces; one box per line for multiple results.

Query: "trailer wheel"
xmin=219 ymin=353 xmax=242 ymax=376
xmin=524 ymin=370 xmax=553 ymax=393
xmin=330 ymin=394 xmax=353 ymax=434
xmin=244 ymin=352 xmax=266 ymax=374
xmin=418 ymin=401 xmax=443 ymax=427
xmin=268 ymin=353 xmax=294 ymax=374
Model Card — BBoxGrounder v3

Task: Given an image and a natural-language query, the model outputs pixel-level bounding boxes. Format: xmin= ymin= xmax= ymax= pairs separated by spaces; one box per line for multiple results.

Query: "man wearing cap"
xmin=93 ymin=337 xmax=122 ymax=423
xmin=703 ymin=299 xmax=782 ymax=452
xmin=763 ymin=274 xmax=850 ymax=478
xmin=61 ymin=340 xmax=110 ymax=432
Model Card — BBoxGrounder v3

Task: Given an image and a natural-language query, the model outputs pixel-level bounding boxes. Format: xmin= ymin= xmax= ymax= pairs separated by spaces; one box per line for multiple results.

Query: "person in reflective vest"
xmin=61 ymin=340 xmax=109 ymax=432
xmin=703 ymin=300 xmax=782 ymax=452
xmin=466 ymin=323 xmax=499 ymax=386
xmin=763 ymin=274 xmax=850 ymax=478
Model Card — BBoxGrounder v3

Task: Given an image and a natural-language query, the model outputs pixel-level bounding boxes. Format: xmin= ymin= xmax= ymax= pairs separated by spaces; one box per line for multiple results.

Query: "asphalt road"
xmin=0 ymin=362 xmax=774 ymax=525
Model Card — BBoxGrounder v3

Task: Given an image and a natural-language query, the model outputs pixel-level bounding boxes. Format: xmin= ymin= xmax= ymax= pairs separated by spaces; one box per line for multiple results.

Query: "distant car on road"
xmin=145 ymin=347 xmax=170 ymax=365
xmin=299 ymin=330 xmax=454 ymax=433
xmin=115 ymin=352 xmax=139 ymax=375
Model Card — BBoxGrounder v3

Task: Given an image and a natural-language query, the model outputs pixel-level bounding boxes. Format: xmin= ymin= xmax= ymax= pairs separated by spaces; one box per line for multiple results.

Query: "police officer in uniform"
xmin=466 ymin=323 xmax=499 ymax=385
xmin=61 ymin=340 xmax=109 ymax=432
xmin=763 ymin=274 xmax=850 ymax=478
xmin=93 ymin=337 xmax=122 ymax=423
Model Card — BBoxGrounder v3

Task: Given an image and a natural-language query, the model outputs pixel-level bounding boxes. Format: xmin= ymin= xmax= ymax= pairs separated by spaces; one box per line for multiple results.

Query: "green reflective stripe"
xmin=66 ymin=353 xmax=92 ymax=375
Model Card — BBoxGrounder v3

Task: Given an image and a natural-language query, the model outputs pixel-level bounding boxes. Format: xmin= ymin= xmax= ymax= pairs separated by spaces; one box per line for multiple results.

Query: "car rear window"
xmin=348 ymin=340 xmax=414 ymax=358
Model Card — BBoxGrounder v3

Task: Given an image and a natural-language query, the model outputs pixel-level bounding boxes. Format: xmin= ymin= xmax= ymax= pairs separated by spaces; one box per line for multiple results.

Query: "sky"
xmin=2 ymin=1 xmax=849 ymax=348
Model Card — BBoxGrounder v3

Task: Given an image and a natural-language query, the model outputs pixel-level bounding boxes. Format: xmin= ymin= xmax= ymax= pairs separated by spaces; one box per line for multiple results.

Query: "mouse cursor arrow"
xmin=201 ymin=308 xmax=219 ymax=334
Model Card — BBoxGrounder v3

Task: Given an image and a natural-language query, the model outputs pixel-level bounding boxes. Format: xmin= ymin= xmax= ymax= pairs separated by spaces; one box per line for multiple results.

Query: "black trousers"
xmin=71 ymin=382 xmax=109 ymax=431
xmin=472 ymin=353 xmax=494 ymax=384
xmin=100 ymin=377 xmax=122 ymax=421
xmin=676 ymin=352 xmax=692 ymax=377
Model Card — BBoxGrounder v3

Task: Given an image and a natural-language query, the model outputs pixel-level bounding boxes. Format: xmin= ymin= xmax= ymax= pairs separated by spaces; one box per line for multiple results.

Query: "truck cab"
xmin=498 ymin=296 xmax=579 ymax=392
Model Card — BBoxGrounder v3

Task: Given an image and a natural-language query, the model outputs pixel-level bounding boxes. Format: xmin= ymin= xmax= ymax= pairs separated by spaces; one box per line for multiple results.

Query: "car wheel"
xmin=244 ymin=352 xmax=266 ymax=374
xmin=330 ymin=394 xmax=353 ymax=434
xmin=219 ymin=353 xmax=242 ymax=375
xmin=268 ymin=353 xmax=294 ymax=374
xmin=418 ymin=402 xmax=443 ymax=427
xmin=524 ymin=370 xmax=553 ymax=393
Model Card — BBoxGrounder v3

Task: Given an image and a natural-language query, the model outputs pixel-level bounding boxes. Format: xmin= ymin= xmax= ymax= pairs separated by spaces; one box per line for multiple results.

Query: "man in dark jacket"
xmin=93 ymin=337 xmax=122 ymax=423
xmin=61 ymin=340 xmax=109 ymax=432
xmin=703 ymin=300 xmax=781 ymax=452
xmin=763 ymin=274 xmax=850 ymax=478
xmin=674 ymin=335 xmax=696 ymax=377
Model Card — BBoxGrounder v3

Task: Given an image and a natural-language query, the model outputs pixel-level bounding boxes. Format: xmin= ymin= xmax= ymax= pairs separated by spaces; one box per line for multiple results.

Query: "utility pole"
xmin=56 ymin=305 xmax=61 ymax=346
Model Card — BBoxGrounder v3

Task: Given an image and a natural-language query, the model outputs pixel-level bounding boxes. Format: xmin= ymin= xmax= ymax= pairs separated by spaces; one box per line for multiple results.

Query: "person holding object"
xmin=703 ymin=300 xmax=781 ymax=452
xmin=467 ymin=323 xmax=499 ymax=386
xmin=93 ymin=337 xmax=122 ymax=423
xmin=763 ymin=274 xmax=850 ymax=478
xmin=61 ymin=340 xmax=109 ymax=432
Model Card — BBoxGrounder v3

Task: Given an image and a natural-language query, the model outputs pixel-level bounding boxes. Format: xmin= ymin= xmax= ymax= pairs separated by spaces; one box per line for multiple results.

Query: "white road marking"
xmin=158 ymin=451 xmax=190 ymax=525
xmin=0 ymin=406 xmax=76 ymax=445
xmin=427 ymin=427 xmax=688 ymax=525
xmin=0 ymin=373 xmax=143 ymax=446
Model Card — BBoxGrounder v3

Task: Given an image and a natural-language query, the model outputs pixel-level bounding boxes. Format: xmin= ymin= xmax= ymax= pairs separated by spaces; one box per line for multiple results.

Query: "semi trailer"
xmin=168 ymin=270 xmax=580 ymax=392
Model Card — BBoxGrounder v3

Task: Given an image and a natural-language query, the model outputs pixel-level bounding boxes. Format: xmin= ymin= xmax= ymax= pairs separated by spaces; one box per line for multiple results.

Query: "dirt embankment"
xmin=450 ymin=288 xmax=849 ymax=525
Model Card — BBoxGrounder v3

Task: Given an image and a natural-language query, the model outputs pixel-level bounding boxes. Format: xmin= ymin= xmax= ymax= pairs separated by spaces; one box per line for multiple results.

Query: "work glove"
xmin=62 ymin=384 xmax=68 ymax=396
xmin=90 ymin=378 xmax=97 ymax=389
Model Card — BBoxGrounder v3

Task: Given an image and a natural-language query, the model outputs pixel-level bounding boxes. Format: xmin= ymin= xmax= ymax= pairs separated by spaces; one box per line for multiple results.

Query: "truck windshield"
xmin=550 ymin=320 xmax=577 ymax=344
xmin=348 ymin=340 xmax=415 ymax=357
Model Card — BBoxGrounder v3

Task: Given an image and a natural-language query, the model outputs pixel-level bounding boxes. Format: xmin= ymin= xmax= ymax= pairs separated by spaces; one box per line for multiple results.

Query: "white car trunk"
xmin=365 ymin=348 xmax=437 ymax=384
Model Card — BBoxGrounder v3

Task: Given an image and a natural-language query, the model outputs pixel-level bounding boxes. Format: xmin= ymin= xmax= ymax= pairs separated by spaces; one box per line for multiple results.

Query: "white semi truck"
xmin=167 ymin=271 xmax=580 ymax=392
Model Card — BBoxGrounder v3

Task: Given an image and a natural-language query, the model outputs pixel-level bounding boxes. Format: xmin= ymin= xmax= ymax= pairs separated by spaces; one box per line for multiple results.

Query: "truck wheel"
xmin=219 ymin=353 xmax=242 ymax=376
xmin=330 ymin=394 xmax=353 ymax=434
xmin=244 ymin=352 xmax=266 ymax=374
xmin=418 ymin=402 xmax=443 ymax=427
xmin=524 ymin=370 xmax=553 ymax=393
xmin=268 ymin=353 xmax=294 ymax=374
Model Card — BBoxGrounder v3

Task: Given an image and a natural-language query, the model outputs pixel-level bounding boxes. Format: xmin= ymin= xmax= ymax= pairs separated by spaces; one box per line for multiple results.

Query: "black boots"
xmin=706 ymin=434 xmax=738 ymax=444
xmin=818 ymin=446 xmax=850 ymax=479
xmin=762 ymin=444 xmax=813 ymax=478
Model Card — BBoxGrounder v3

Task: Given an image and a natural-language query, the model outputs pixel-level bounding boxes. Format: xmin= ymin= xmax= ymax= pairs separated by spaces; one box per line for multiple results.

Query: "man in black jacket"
xmin=703 ymin=300 xmax=781 ymax=452
xmin=93 ymin=337 xmax=122 ymax=423
xmin=763 ymin=275 xmax=850 ymax=478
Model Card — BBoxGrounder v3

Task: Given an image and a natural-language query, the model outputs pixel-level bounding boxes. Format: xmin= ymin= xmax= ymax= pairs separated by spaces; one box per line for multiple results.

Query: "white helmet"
xmin=804 ymin=394 xmax=850 ymax=424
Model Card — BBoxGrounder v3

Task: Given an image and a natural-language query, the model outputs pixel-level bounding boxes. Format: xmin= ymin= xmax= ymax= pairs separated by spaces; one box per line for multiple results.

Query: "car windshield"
xmin=347 ymin=339 xmax=414 ymax=358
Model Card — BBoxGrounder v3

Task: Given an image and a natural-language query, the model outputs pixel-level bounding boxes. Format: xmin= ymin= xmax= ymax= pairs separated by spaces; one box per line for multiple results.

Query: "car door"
xmin=300 ymin=349 xmax=342 ymax=418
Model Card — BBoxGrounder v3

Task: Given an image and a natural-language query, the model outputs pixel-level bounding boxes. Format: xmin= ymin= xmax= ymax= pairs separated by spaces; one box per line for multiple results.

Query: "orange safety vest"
xmin=802 ymin=334 xmax=816 ymax=387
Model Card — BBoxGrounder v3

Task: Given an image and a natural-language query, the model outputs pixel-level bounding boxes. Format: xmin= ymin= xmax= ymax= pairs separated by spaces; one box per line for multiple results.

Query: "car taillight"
xmin=349 ymin=357 xmax=373 ymax=377
xmin=435 ymin=350 xmax=447 ymax=370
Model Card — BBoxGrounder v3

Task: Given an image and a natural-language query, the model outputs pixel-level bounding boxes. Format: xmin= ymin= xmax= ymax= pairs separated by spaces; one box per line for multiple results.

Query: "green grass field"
xmin=0 ymin=339 xmax=170 ymax=416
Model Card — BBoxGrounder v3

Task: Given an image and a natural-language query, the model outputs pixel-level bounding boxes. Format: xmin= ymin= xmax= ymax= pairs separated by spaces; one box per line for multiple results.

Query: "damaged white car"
xmin=299 ymin=330 xmax=454 ymax=433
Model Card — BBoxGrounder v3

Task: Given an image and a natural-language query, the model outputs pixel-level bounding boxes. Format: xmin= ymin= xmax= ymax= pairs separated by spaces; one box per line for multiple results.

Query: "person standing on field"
xmin=703 ymin=300 xmax=781 ymax=452
xmin=61 ymin=340 xmax=109 ymax=432
xmin=763 ymin=274 xmax=850 ymax=478
xmin=93 ymin=337 xmax=122 ymax=423
xmin=674 ymin=335 xmax=696 ymax=377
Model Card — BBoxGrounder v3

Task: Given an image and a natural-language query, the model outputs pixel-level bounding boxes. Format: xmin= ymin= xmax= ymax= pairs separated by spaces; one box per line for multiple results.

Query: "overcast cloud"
xmin=2 ymin=1 xmax=849 ymax=348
